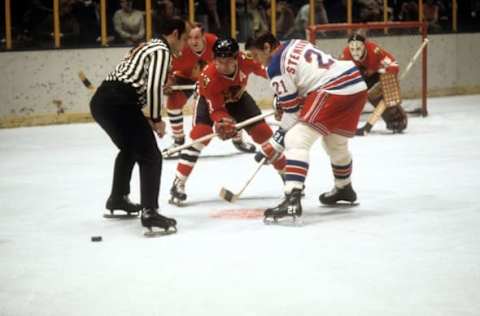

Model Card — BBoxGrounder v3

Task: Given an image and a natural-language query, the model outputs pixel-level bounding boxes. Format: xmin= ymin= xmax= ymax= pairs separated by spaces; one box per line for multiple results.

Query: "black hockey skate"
xmin=169 ymin=177 xmax=187 ymax=206
xmin=232 ymin=139 xmax=256 ymax=153
xmin=264 ymin=188 xmax=303 ymax=224
xmin=104 ymin=195 xmax=142 ymax=218
xmin=141 ymin=208 xmax=177 ymax=237
xmin=319 ymin=183 xmax=358 ymax=206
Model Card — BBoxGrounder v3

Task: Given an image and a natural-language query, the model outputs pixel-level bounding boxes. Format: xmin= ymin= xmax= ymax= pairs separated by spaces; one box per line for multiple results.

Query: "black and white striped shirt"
xmin=106 ymin=38 xmax=171 ymax=122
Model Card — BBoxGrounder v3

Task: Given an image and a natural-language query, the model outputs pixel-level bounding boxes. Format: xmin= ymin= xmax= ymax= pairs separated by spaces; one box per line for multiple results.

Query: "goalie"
xmin=341 ymin=33 xmax=408 ymax=135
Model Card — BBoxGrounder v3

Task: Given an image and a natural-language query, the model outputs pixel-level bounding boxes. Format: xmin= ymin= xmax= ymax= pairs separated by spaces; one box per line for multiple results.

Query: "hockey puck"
xmin=91 ymin=236 xmax=102 ymax=242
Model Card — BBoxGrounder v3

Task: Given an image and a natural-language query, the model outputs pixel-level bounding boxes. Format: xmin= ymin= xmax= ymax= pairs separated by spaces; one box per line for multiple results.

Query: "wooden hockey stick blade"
xmin=219 ymin=187 xmax=237 ymax=203
xmin=78 ymin=71 xmax=96 ymax=91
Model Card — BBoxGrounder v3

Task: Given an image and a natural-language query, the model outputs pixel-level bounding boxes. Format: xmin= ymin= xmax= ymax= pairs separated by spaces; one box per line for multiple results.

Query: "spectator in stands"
xmin=247 ymin=0 xmax=269 ymax=38
xmin=398 ymin=0 xmax=418 ymax=21
xmin=423 ymin=0 xmax=442 ymax=32
xmin=72 ymin=0 xmax=101 ymax=45
xmin=292 ymin=0 xmax=328 ymax=39
xmin=205 ymin=0 xmax=222 ymax=33
xmin=357 ymin=0 xmax=383 ymax=22
xmin=153 ymin=0 xmax=175 ymax=36
xmin=267 ymin=1 xmax=296 ymax=40
xmin=113 ymin=0 xmax=145 ymax=45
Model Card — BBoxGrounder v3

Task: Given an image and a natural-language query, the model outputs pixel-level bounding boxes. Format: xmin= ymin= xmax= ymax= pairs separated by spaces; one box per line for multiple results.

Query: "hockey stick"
xmin=365 ymin=38 xmax=429 ymax=127
xmin=78 ymin=71 xmax=195 ymax=91
xmin=219 ymin=157 xmax=267 ymax=203
xmin=163 ymin=111 xmax=274 ymax=157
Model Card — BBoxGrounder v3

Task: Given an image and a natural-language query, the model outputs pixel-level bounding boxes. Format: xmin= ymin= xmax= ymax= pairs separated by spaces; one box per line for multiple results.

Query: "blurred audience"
xmin=113 ymin=0 xmax=145 ymax=45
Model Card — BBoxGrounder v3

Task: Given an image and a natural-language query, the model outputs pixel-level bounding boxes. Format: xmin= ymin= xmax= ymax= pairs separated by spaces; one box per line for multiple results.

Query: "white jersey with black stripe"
xmin=106 ymin=38 xmax=171 ymax=121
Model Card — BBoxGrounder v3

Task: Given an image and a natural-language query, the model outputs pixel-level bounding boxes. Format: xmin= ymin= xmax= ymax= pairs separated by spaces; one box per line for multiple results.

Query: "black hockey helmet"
xmin=213 ymin=38 xmax=239 ymax=58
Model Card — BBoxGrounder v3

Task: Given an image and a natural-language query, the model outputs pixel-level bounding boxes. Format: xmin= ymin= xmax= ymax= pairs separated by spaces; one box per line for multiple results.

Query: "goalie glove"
xmin=214 ymin=116 xmax=237 ymax=140
xmin=254 ymin=128 xmax=285 ymax=164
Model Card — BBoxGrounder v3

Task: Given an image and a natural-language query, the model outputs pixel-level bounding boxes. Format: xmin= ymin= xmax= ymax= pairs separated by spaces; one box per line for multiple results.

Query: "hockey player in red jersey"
xmin=340 ymin=33 xmax=408 ymax=135
xmin=247 ymin=32 xmax=368 ymax=221
xmin=164 ymin=23 xmax=255 ymax=154
xmin=169 ymin=38 xmax=286 ymax=205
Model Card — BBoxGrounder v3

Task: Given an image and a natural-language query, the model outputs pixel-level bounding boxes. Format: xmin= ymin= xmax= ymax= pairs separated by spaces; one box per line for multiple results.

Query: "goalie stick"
xmin=365 ymin=38 xmax=429 ymax=128
xmin=219 ymin=157 xmax=267 ymax=203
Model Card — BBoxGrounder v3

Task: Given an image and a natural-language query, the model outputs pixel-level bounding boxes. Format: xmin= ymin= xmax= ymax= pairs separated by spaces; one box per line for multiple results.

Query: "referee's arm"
xmin=147 ymin=49 xmax=171 ymax=122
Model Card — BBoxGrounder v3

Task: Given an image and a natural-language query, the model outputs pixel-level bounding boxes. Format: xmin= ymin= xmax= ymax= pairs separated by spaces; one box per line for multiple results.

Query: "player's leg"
xmin=264 ymin=122 xmax=321 ymax=221
xmin=165 ymin=77 xmax=196 ymax=151
xmin=319 ymin=134 xmax=357 ymax=205
xmin=170 ymin=96 xmax=214 ymax=205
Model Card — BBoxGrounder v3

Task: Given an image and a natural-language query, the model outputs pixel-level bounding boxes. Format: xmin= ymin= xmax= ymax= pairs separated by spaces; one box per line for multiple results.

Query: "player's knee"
xmin=190 ymin=124 xmax=213 ymax=146
xmin=247 ymin=122 xmax=272 ymax=144
xmin=285 ymin=123 xmax=318 ymax=150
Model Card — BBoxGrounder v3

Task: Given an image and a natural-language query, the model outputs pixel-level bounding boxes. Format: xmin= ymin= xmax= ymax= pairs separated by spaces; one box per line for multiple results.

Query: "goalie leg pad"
xmin=380 ymin=72 xmax=401 ymax=107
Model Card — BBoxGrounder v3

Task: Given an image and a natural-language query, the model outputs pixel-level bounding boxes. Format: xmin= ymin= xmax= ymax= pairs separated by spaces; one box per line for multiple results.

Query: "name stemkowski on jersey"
xmin=106 ymin=38 xmax=171 ymax=121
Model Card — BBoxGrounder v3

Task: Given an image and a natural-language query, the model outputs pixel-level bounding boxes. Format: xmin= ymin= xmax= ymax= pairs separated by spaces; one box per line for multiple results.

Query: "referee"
xmin=90 ymin=17 xmax=189 ymax=232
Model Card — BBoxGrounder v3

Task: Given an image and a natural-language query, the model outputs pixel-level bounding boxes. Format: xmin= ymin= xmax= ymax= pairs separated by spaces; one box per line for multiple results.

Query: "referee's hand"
xmin=152 ymin=120 xmax=166 ymax=138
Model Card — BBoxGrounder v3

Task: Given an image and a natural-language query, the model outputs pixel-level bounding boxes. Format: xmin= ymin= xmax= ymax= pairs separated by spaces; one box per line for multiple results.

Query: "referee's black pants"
xmin=90 ymin=81 xmax=162 ymax=210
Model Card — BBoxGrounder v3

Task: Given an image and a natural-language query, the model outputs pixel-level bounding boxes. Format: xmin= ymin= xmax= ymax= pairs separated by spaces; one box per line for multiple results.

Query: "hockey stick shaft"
xmin=163 ymin=111 xmax=274 ymax=156
xmin=400 ymin=38 xmax=429 ymax=81
xmin=220 ymin=157 xmax=267 ymax=202
xmin=170 ymin=84 xmax=196 ymax=91
xmin=235 ymin=157 xmax=267 ymax=198
xmin=79 ymin=71 xmax=195 ymax=92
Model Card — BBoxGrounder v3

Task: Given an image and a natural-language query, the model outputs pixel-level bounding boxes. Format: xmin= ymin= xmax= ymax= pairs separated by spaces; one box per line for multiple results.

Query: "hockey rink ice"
xmin=1 ymin=94 xmax=480 ymax=316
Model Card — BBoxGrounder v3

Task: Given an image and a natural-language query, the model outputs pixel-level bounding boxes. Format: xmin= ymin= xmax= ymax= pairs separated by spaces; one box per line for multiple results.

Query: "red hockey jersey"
xmin=171 ymin=32 xmax=217 ymax=80
xmin=341 ymin=41 xmax=399 ymax=78
xmin=198 ymin=52 xmax=267 ymax=122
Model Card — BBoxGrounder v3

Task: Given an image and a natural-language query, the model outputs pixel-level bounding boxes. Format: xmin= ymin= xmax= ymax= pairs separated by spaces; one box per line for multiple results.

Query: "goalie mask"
xmin=348 ymin=34 xmax=366 ymax=62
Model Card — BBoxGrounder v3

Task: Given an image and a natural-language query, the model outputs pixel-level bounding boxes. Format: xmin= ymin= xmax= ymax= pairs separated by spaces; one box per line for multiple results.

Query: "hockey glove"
xmin=254 ymin=129 xmax=286 ymax=164
xmin=214 ymin=116 xmax=237 ymax=140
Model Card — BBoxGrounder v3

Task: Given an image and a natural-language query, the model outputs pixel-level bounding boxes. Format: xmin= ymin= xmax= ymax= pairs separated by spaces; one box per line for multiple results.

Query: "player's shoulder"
xmin=199 ymin=63 xmax=220 ymax=89
xmin=205 ymin=32 xmax=218 ymax=44
xmin=266 ymin=41 xmax=292 ymax=79
xmin=365 ymin=41 xmax=383 ymax=55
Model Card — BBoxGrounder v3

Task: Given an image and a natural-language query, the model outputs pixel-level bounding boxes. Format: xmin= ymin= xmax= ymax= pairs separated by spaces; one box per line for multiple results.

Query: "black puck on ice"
xmin=91 ymin=236 xmax=102 ymax=242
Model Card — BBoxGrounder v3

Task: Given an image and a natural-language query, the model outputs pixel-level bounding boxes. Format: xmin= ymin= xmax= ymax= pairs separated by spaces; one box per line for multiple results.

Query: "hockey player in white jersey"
xmin=246 ymin=33 xmax=368 ymax=222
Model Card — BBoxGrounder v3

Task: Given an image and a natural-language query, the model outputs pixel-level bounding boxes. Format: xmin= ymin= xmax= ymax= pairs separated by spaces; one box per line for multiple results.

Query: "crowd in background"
xmin=1 ymin=0 xmax=480 ymax=50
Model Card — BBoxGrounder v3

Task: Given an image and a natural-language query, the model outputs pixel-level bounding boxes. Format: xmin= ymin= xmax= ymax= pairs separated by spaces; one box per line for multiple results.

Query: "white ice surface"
xmin=1 ymin=95 xmax=480 ymax=316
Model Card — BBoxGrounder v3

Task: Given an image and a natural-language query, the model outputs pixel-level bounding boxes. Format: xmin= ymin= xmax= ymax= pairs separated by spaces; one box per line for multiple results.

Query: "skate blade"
xmin=320 ymin=202 xmax=359 ymax=209
xmin=263 ymin=216 xmax=303 ymax=227
xmin=144 ymin=227 xmax=177 ymax=237
xmin=168 ymin=198 xmax=186 ymax=207
xmin=103 ymin=212 xmax=139 ymax=219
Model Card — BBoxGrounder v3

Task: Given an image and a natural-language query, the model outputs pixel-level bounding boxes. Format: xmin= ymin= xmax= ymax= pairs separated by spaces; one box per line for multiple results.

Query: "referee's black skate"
xmin=264 ymin=188 xmax=303 ymax=224
xmin=319 ymin=183 xmax=358 ymax=206
xmin=104 ymin=195 xmax=142 ymax=218
xmin=141 ymin=208 xmax=177 ymax=237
